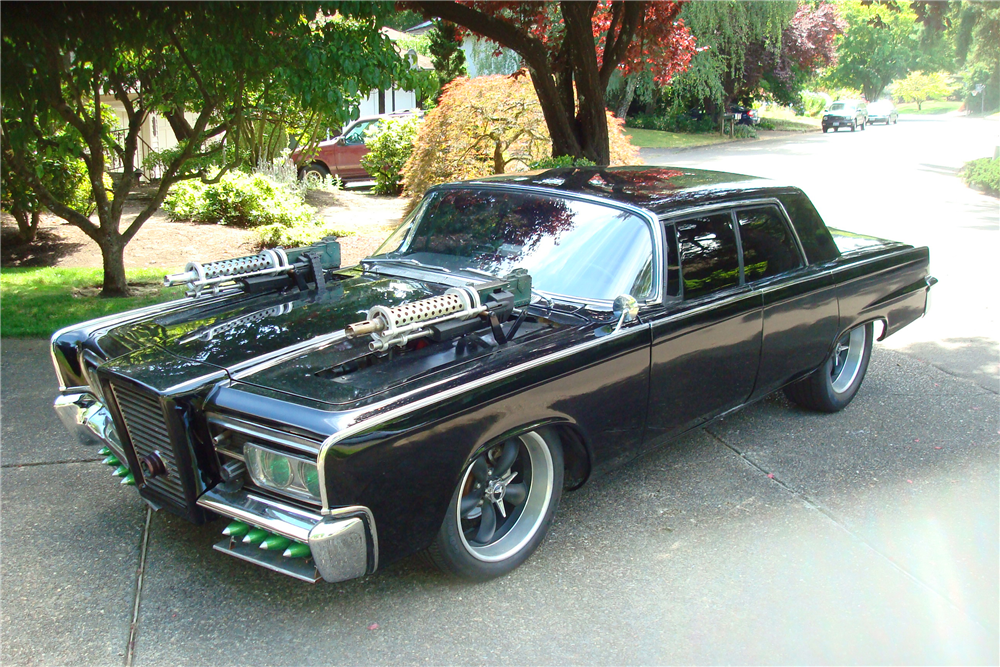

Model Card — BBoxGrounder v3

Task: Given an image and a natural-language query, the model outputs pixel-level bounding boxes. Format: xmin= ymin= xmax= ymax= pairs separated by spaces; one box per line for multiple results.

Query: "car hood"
xmin=95 ymin=272 xmax=586 ymax=408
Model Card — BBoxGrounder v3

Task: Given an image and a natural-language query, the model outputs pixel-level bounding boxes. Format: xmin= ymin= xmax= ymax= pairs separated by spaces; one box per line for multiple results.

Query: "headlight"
xmin=244 ymin=443 xmax=321 ymax=503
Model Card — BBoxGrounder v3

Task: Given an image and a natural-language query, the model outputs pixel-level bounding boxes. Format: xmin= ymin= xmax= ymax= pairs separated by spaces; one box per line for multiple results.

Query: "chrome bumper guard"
xmin=56 ymin=392 xmax=377 ymax=584
xmin=197 ymin=488 xmax=378 ymax=584
xmin=54 ymin=392 xmax=124 ymax=456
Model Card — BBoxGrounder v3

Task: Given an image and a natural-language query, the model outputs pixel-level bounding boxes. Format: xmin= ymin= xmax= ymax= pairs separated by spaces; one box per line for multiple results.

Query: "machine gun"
xmin=346 ymin=270 xmax=532 ymax=351
xmin=164 ymin=239 xmax=341 ymax=297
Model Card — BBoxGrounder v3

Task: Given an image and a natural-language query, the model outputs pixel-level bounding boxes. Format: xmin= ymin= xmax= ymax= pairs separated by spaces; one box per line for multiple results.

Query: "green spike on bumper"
xmin=260 ymin=535 xmax=291 ymax=552
xmin=222 ymin=521 xmax=251 ymax=538
xmin=112 ymin=465 xmax=129 ymax=477
xmin=103 ymin=455 xmax=120 ymax=466
xmin=283 ymin=542 xmax=311 ymax=559
xmin=120 ymin=473 xmax=136 ymax=486
xmin=98 ymin=447 xmax=111 ymax=456
xmin=243 ymin=528 xmax=269 ymax=545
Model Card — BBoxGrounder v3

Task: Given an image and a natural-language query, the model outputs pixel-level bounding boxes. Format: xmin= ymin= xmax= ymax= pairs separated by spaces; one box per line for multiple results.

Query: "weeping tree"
xmin=669 ymin=1 xmax=798 ymax=119
xmin=1 ymin=2 xmax=404 ymax=296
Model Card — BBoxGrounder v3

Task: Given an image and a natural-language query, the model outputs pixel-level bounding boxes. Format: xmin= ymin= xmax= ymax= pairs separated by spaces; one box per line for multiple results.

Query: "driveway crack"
xmin=704 ymin=426 xmax=994 ymax=638
xmin=125 ymin=507 xmax=152 ymax=667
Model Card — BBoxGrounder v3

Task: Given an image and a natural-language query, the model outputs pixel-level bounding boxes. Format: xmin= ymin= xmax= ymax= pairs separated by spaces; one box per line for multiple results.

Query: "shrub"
xmin=252 ymin=221 xmax=353 ymax=249
xmin=961 ymin=157 xmax=1000 ymax=196
xmin=728 ymin=124 xmax=758 ymax=139
xmin=402 ymin=72 xmax=640 ymax=203
xmin=626 ymin=109 xmax=717 ymax=134
xmin=360 ymin=116 xmax=421 ymax=195
xmin=800 ymin=91 xmax=829 ymax=117
xmin=756 ymin=118 xmax=776 ymax=131
xmin=163 ymin=171 xmax=315 ymax=228
xmin=527 ymin=156 xmax=597 ymax=170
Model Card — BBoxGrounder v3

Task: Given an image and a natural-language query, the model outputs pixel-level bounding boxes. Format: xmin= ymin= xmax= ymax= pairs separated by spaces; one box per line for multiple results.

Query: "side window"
xmin=777 ymin=193 xmax=839 ymax=263
xmin=736 ymin=205 xmax=803 ymax=282
xmin=342 ymin=121 xmax=372 ymax=145
xmin=676 ymin=213 xmax=741 ymax=300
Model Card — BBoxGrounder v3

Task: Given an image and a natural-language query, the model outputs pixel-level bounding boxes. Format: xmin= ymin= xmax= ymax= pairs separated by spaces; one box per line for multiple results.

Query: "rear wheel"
xmin=851 ymin=121 xmax=857 ymax=132
xmin=428 ymin=429 xmax=563 ymax=581
xmin=784 ymin=322 xmax=874 ymax=413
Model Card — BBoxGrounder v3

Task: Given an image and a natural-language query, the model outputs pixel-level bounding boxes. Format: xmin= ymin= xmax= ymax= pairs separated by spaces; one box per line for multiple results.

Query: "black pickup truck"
xmin=52 ymin=167 xmax=935 ymax=583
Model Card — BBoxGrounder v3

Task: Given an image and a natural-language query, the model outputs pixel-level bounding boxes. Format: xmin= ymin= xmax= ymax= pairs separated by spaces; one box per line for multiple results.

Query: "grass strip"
xmin=896 ymin=100 xmax=961 ymax=115
xmin=1 ymin=267 xmax=185 ymax=338
xmin=626 ymin=128 xmax=731 ymax=149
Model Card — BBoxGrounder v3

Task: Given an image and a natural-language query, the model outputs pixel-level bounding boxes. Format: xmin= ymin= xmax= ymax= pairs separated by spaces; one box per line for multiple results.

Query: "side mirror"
xmin=612 ymin=294 xmax=639 ymax=332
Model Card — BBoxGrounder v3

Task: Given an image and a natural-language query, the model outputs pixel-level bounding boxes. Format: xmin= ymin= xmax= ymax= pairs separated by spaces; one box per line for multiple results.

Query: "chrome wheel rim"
xmin=303 ymin=169 xmax=324 ymax=185
xmin=456 ymin=432 xmax=554 ymax=563
xmin=830 ymin=326 xmax=866 ymax=393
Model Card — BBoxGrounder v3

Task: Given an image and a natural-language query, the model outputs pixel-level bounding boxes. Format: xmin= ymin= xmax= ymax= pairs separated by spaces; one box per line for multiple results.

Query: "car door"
xmin=736 ymin=202 xmax=840 ymax=400
xmin=644 ymin=209 xmax=763 ymax=445
xmin=334 ymin=120 xmax=375 ymax=179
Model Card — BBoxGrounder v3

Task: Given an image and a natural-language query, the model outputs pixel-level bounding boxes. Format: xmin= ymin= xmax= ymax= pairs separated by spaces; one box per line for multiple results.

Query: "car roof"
xmin=447 ymin=166 xmax=793 ymax=217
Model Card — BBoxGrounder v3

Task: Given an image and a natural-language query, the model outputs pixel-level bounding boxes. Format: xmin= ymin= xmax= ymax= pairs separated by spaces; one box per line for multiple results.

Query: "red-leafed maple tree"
xmin=402 ymin=1 xmax=696 ymax=165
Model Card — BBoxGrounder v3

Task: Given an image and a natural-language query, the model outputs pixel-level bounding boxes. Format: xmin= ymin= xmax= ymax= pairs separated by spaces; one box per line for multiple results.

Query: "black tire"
xmin=428 ymin=429 xmax=564 ymax=581
xmin=784 ymin=322 xmax=874 ymax=413
xmin=299 ymin=163 xmax=329 ymax=183
xmin=851 ymin=121 xmax=857 ymax=132
xmin=860 ymin=119 xmax=866 ymax=130
xmin=823 ymin=127 xmax=829 ymax=133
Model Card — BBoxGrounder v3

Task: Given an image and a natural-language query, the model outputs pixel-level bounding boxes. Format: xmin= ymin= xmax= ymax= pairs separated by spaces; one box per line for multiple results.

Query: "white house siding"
xmin=358 ymin=87 xmax=418 ymax=117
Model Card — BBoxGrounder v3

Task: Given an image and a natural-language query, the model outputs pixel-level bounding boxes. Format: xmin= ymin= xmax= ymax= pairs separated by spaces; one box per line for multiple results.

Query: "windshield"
xmin=371 ymin=188 xmax=655 ymax=302
xmin=829 ymin=102 xmax=854 ymax=112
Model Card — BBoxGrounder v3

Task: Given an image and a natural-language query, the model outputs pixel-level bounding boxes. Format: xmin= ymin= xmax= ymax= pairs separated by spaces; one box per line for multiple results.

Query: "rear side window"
xmin=736 ymin=206 xmax=803 ymax=281
xmin=676 ymin=213 xmax=741 ymax=299
xmin=778 ymin=193 xmax=840 ymax=263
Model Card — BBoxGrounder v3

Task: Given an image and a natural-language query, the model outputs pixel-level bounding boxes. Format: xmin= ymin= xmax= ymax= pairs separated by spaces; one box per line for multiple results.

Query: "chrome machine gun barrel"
xmin=346 ymin=270 xmax=533 ymax=351
xmin=346 ymin=286 xmax=487 ymax=352
xmin=164 ymin=249 xmax=292 ymax=297
xmin=164 ymin=238 xmax=342 ymax=298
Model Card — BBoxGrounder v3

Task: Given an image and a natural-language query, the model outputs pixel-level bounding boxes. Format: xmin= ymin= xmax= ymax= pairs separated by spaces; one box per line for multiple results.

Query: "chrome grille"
xmin=109 ymin=382 xmax=187 ymax=507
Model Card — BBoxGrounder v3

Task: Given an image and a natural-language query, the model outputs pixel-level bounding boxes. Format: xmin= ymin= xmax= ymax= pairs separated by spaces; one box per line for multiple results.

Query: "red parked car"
xmin=294 ymin=111 xmax=421 ymax=183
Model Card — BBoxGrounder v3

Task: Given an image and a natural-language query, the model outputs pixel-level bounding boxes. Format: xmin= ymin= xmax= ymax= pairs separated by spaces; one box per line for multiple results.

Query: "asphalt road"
xmin=2 ymin=114 xmax=998 ymax=665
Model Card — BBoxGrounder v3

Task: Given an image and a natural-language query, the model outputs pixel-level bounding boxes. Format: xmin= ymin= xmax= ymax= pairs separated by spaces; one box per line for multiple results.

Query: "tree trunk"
xmin=12 ymin=207 xmax=40 ymax=243
xmin=615 ymin=75 xmax=640 ymax=120
xmin=100 ymin=236 xmax=129 ymax=297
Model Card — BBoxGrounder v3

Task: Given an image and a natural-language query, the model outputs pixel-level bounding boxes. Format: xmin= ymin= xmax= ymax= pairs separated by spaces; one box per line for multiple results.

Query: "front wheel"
xmin=428 ymin=429 xmax=563 ymax=581
xmin=784 ymin=322 xmax=874 ymax=413
xmin=860 ymin=120 xmax=866 ymax=131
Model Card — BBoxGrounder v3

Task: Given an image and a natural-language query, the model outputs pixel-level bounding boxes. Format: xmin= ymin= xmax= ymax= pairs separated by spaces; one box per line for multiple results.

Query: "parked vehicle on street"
xmin=52 ymin=167 xmax=935 ymax=584
xmin=822 ymin=100 xmax=869 ymax=132
xmin=728 ymin=104 xmax=760 ymax=126
xmin=293 ymin=110 xmax=421 ymax=183
xmin=867 ymin=101 xmax=899 ymax=125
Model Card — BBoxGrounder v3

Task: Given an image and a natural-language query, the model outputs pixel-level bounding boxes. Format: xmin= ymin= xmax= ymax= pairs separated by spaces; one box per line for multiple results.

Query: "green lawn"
xmin=1 ymin=267 xmax=185 ymax=338
xmin=760 ymin=115 xmax=822 ymax=131
xmin=626 ymin=128 xmax=730 ymax=149
xmin=896 ymin=100 xmax=962 ymax=115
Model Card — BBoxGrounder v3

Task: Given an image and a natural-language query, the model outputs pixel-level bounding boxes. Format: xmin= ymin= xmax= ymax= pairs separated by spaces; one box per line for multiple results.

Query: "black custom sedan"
xmin=52 ymin=167 xmax=935 ymax=584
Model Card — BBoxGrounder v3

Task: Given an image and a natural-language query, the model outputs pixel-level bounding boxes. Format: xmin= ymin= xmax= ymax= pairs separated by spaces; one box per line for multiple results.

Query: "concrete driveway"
xmin=2 ymin=114 xmax=997 ymax=665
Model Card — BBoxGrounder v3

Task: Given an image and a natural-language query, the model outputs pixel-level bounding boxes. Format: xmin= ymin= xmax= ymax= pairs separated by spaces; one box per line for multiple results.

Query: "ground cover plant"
xmin=961 ymin=156 xmax=999 ymax=196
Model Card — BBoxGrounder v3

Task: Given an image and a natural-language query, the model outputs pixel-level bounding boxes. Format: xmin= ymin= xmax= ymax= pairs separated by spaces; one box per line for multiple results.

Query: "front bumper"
xmin=54 ymin=391 xmax=377 ymax=584
xmin=197 ymin=488 xmax=378 ymax=584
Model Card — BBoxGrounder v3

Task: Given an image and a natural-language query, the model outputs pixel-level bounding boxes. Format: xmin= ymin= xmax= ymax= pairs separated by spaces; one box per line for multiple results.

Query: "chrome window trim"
xmin=208 ymin=414 xmax=322 ymax=456
xmin=662 ymin=197 xmax=808 ymax=272
xmin=316 ymin=321 xmax=646 ymax=512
